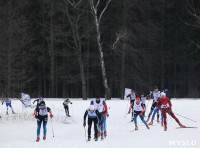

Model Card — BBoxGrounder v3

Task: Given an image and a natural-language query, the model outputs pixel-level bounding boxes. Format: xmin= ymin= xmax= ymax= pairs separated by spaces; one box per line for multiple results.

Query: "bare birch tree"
xmin=88 ymin=0 xmax=112 ymax=99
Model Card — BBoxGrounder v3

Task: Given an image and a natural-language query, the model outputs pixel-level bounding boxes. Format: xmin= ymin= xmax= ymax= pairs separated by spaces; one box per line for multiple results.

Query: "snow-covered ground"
xmin=0 ymin=99 xmax=199 ymax=148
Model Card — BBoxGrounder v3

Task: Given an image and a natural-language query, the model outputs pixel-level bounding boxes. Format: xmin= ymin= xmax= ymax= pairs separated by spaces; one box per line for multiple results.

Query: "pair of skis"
xmin=86 ymin=137 xmax=105 ymax=142
xmin=130 ymin=126 xmax=198 ymax=132
xmin=176 ymin=126 xmax=197 ymax=129
xmin=6 ymin=111 xmax=18 ymax=115
xmin=86 ymin=138 xmax=99 ymax=142
xmin=85 ymin=128 xmax=105 ymax=142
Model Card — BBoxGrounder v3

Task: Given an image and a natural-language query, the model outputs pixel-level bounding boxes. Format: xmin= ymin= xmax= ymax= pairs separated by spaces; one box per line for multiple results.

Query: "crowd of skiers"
xmin=127 ymin=86 xmax=185 ymax=132
xmin=83 ymin=96 xmax=109 ymax=141
xmin=0 ymin=85 xmax=186 ymax=142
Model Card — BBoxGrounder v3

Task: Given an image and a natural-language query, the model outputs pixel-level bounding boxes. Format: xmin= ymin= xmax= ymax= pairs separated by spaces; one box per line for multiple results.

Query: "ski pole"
xmin=174 ymin=112 xmax=197 ymax=123
xmin=124 ymin=99 xmax=129 ymax=118
xmin=51 ymin=118 xmax=55 ymax=137
xmin=84 ymin=126 xmax=87 ymax=140
xmin=146 ymin=99 xmax=151 ymax=110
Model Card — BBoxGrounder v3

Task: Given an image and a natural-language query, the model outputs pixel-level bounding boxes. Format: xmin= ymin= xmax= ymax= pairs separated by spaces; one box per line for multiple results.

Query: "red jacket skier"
xmin=157 ymin=92 xmax=185 ymax=131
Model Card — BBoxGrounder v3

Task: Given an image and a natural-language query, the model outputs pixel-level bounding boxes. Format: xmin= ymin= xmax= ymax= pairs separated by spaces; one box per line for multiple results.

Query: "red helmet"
xmin=136 ymin=97 xmax=140 ymax=104
xmin=131 ymin=90 xmax=134 ymax=93
xmin=136 ymin=97 xmax=140 ymax=101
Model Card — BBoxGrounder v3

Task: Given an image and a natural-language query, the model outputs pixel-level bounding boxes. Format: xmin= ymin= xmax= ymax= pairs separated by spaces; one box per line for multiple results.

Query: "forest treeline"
xmin=0 ymin=0 xmax=199 ymax=99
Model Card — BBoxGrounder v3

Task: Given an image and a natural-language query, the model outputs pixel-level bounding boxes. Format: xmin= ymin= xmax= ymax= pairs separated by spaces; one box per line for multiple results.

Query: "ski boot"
xmin=157 ymin=117 xmax=159 ymax=123
xmin=101 ymin=133 xmax=104 ymax=140
xmin=131 ymin=117 xmax=134 ymax=122
xmin=164 ymin=125 xmax=167 ymax=131
xmin=12 ymin=110 xmax=15 ymax=114
xmin=36 ymin=137 xmax=40 ymax=142
xmin=67 ymin=114 xmax=71 ymax=117
xmin=161 ymin=122 xmax=164 ymax=126
xmin=135 ymin=125 xmax=138 ymax=130
xmin=94 ymin=137 xmax=98 ymax=141
xmin=179 ymin=123 xmax=185 ymax=128
xmin=98 ymin=130 xmax=101 ymax=137
xmin=6 ymin=111 xmax=8 ymax=115
xmin=146 ymin=117 xmax=150 ymax=122
xmin=88 ymin=137 xmax=91 ymax=141
xmin=146 ymin=125 xmax=150 ymax=129
xmin=104 ymin=130 xmax=107 ymax=138
xmin=148 ymin=120 xmax=153 ymax=125
xmin=43 ymin=137 xmax=46 ymax=140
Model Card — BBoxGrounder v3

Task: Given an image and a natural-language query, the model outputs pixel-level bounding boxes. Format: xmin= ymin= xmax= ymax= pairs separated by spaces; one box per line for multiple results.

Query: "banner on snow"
xmin=21 ymin=93 xmax=31 ymax=107
xmin=124 ymin=88 xmax=132 ymax=100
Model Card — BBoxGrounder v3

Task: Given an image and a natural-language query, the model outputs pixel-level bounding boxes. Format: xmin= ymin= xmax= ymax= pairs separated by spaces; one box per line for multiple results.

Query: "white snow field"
xmin=0 ymin=99 xmax=199 ymax=148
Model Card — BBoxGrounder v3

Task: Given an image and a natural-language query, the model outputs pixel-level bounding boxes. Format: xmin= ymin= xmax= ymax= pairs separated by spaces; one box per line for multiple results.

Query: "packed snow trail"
xmin=0 ymin=99 xmax=199 ymax=148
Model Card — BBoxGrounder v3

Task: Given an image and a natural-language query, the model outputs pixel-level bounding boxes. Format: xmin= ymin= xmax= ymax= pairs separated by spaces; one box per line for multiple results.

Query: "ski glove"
xmin=167 ymin=108 xmax=171 ymax=112
xmin=107 ymin=113 xmax=109 ymax=117
xmin=70 ymin=102 xmax=72 ymax=104
xmin=83 ymin=121 xmax=86 ymax=127
xmin=50 ymin=114 xmax=53 ymax=118
xmin=103 ymin=113 xmax=106 ymax=117
xmin=35 ymin=115 xmax=37 ymax=119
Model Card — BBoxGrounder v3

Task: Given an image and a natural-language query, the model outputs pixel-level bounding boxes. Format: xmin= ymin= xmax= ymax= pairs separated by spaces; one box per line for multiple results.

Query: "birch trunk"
xmin=89 ymin=0 xmax=111 ymax=100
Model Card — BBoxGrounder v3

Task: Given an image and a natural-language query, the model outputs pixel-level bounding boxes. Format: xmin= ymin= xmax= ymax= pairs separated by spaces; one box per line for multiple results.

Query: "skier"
xmin=100 ymin=105 xmax=109 ymax=140
xmin=157 ymin=92 xmax=185 ymax=131
xmin=33 ymin=97 xmax=43 ymax=108
xmin=63 ymin=98 xmax=72 ymax=117
xmin=148 ymin=91 xmax=167 ymax=126
xmin=133 ymin=97 xmax=150 ymax=130
xmin=146 ymin=86 xmax=161 ymax=122
xmin=34 ymin=101 xmax=53 ymax=142
xmin=140 ymin=92 xmax=149 ymax=117
xmin=127 ymin=90 xmax=136 ymax=104
xmin=2 ymin=98 xmax=15 ymax=115
xmin=83 ymin=105 xmax=102 ymax=141
xmin=127 ymin=90 xmax=136 ymax=121
xmin=90 ymin=96 xmax=108 ymax=139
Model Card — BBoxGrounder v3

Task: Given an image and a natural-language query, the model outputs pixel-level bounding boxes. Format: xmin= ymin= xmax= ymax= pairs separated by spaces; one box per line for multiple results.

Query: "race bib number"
xmin=161 ymin=104 xmax=169 ymax=108
xmin=39 ymin=109 xmax=48 ymax=116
